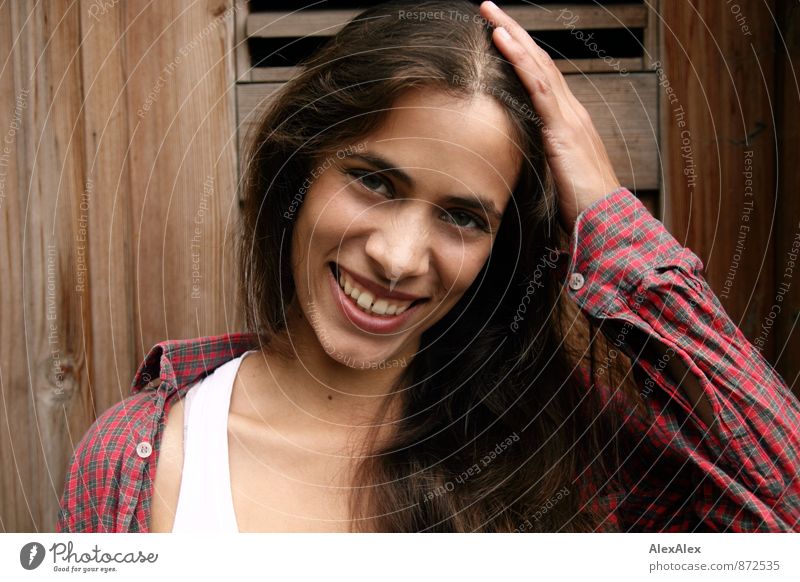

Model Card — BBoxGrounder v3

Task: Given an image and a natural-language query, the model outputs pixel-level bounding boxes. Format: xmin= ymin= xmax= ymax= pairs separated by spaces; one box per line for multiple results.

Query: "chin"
xmin=327 ymin=344 xmax=410 ymax=371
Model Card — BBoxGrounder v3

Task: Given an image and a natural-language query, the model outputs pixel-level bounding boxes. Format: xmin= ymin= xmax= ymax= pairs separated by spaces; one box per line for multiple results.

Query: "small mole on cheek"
xmin=328 ymin=395 xmax=333 ymax=400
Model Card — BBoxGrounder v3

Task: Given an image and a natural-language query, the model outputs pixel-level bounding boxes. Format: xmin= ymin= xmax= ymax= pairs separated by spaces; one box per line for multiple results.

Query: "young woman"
xmin=57 ymin=0 xmax=800 ymax=533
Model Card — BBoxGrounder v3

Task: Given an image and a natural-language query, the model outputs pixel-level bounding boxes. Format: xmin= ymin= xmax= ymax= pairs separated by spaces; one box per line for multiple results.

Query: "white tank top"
xmin=171 ymin=349 xmax=256 ymax=532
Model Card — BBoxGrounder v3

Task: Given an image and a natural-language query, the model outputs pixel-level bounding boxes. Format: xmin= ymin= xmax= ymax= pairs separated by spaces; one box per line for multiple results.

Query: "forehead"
xmin=352 ymin=87 xmax=522 ymax=209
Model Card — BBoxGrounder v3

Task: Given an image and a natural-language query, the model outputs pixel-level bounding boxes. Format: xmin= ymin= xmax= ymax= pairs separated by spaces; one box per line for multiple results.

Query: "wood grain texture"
xmin=659 ymin=0 xmax=780 ymax=370
xmin=0 ymin=0 xmax=240 ymax=532
xmin=245 ymin=57 xmax=647 ymax=84
xmin=123 ymin=0 xmax=240 ymax=352
xmin=246 ymin=4 xmax=649 ymax=38
xmin=774 ymin=0 xmax=800 ymax=388
xmin=237 ymin=74 xmax=659 ymax=191
xmin=0 ymin=0 xmax=89 ymax=534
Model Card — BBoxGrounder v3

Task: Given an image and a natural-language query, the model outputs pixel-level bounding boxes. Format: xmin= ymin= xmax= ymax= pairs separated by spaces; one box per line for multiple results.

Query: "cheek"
xmin=435 ymin=243 xmax=492 ymax=298
xmin=298 ymin=180 xmax=370 ymax=246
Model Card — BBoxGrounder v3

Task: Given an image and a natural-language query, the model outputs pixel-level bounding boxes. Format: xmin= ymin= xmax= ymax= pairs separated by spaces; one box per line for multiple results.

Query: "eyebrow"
xmin=340 ymin=151 xmax=505 ymax=223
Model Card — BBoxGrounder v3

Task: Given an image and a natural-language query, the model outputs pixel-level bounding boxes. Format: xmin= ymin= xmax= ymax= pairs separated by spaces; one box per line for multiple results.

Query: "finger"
xmin=480 ymin=3 xmax=560 ymax=83
xmin=490 ymin=26 xmax=563 ymax=124
xmin=481 ymin=2 xmax=577 ymax=108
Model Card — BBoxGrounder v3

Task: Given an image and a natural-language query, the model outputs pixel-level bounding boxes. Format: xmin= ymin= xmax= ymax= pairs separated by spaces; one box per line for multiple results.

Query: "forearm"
xmin=566 ymin=186 xmax=800 ymax=530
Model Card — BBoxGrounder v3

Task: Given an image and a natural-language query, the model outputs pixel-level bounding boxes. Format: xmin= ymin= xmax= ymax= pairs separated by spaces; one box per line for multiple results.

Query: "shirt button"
xmin=136 ymin=441 xmax=152 ymax=458
xmin=569 ymin=272 xmax=585 ymax=291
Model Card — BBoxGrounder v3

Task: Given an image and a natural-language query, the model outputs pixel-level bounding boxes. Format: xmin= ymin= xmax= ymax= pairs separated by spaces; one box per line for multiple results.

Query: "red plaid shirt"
xmin=56 ymin=187 xmax=800 ymax=532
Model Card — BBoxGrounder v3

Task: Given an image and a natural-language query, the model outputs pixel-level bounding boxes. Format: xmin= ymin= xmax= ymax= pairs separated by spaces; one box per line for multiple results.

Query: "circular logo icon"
xmin=20 ymin=542 xmax=46 ymax=570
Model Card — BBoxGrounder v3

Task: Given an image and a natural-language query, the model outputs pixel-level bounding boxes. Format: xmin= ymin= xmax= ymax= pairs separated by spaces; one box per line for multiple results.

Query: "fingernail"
xmin=486 ymin=1 xmax=498 ymax=9
xmin=496 ymin=26 xmax=511 ymax=41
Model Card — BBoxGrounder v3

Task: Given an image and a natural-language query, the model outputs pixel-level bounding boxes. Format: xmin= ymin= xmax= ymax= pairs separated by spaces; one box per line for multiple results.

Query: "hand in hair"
xmin=480 ymin=1 xmax=622 ymax=234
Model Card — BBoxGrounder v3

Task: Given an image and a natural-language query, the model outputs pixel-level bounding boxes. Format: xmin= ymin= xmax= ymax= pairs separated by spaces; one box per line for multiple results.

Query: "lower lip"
xmin=327 ymin=264 xmax=425 ymax=334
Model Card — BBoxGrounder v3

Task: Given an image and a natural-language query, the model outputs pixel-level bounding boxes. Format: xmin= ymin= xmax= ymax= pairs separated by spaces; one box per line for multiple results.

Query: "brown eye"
xmin=347 ymin=170 xmax=392 ymax=197
xmin=442 ymin=209 xmax=489 ymax=232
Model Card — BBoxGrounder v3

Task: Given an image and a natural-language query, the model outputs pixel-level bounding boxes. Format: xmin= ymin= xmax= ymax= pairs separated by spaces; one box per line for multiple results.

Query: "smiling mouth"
xmin=329 ymin=262 xmax=428 ymax=317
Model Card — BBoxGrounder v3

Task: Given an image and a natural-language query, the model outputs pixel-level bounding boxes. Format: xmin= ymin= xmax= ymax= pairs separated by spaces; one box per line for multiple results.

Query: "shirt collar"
xmin=130 ymin=332 xmax=260 ymax=396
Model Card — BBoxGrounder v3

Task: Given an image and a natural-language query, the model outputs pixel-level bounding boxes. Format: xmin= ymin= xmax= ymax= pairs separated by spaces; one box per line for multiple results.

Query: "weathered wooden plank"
xmin=247 ymin=4 xmax=648 ymax=38
xmin=235 ymin=0 xmax=252 ymax=82
xmin=0 ymin=0 xmax=32 ymax=533
xmin=245 ymin=57 xmax=645 ymax=84
xmin=0 ymin=0 xmax=90 ymax=532
xmin=77 ymin=0 xmax=139 ymax=426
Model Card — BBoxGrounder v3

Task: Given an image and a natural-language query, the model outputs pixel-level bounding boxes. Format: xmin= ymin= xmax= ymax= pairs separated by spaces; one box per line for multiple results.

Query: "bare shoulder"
xmin=149 ymin=395 xmax=186 ymax=532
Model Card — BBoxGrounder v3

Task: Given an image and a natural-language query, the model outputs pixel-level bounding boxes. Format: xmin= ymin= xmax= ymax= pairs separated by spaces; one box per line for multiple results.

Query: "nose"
xmin=364 ymin=210 xmax=432 ymax=283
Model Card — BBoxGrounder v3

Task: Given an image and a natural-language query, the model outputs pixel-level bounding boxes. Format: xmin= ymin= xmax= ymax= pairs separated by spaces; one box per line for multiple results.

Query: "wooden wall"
xmin=0 ymin=0 xmax=796 ymax=533
xmin=0 ymin=0 xmax=239 ymax=532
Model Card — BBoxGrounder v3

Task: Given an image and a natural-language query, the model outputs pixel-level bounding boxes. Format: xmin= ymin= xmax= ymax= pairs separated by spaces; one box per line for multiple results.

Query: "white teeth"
xmin=356 ymin=291 xmax=374 ymax=309
xmin=333 ymin=267 xmax=416 ymax=316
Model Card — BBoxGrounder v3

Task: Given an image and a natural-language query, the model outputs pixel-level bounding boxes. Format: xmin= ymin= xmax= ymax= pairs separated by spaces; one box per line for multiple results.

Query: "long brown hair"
xmin=237 ymin=0 xmax=636 ymax=532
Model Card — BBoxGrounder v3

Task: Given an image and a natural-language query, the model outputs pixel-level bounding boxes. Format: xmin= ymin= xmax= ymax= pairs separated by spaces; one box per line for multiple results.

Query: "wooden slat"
xmin=236 ymin=73 xmax=658 ymax=191
xmin=245 ymin=57 xmax=645 ymax=83
xmin=247 ymin=4 xmax=648 ymax=39
xmin=1 ymin=0 xmax=36 ymax=532
xmin=235 ymin=0 xmax=252 ymax=82
xmin=644 ymin=0 xmax=660 ymax=69
xmin=237 ymin=82 xmax=284 ymax=175
xmin=1 ymin=0 xmax=89 ymax=532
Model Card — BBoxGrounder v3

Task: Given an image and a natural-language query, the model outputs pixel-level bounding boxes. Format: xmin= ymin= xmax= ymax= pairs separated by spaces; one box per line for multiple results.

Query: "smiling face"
xmin=288 ymin=86 xmax=522 ymax=368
